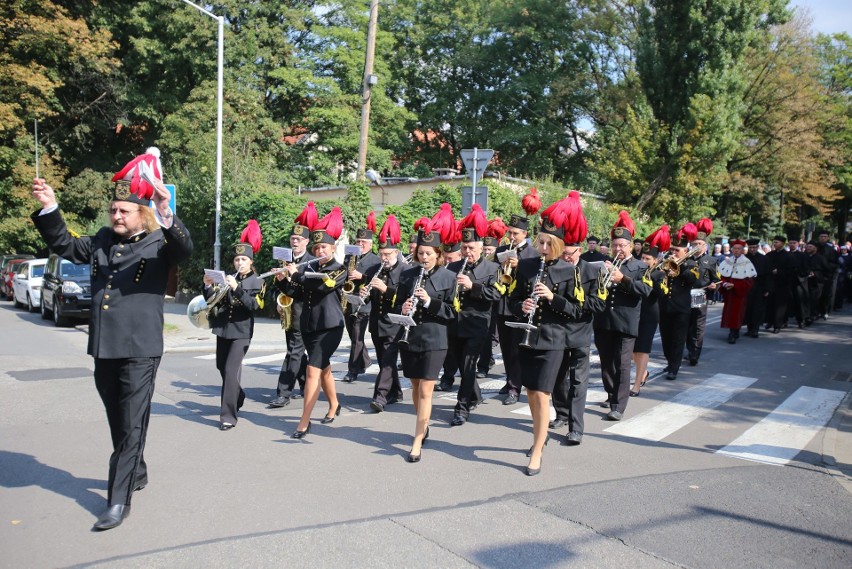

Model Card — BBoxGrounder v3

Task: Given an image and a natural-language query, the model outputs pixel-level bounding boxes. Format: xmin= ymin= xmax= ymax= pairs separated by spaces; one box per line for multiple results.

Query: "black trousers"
xmin=344 ymin=311 xmax=371 ymax=374
xmin=497 ymin=316 xmax=522 ymax=396
xmin=276 ymin=327 xmax=307 ymax=397
xmin=808 ymin=282 xmax=824 ymax=320
xmin=686 ymin=304 xmax=707 ymax=361
xmin=441 ymin=334 xmax=459 ymax=385
xmin=659 ymin=310 xmax=690 ymax=374
xmin=593 ymin=329 xmax=635 ymax=414
xmin=371 ymin=333 xmax=403 ymax=405
xmin=819 ymin=274 xmax=837 ymax=315
xmin=765 ymin=286 xmax=789 ymax=329
xmin=453 ymin=335 xmax=486 ymax=417
xmin=93 ymin=357 xmax=160 ymax=506
xmin=216 ymin=337 xmax=249 ymax=424
xmin=552 ymin=346 xmax=591 ymax=435
xmin=790 ymin=281 xmax=809 ymax=323
xmin=745 ymin=289 xmax=766 ymax=332
xmin=477 ymin=309 xmax=499 ymax=373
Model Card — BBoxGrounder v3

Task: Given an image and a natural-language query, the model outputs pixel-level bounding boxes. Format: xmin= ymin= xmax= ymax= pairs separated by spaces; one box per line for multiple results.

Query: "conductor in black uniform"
xmin=592 ymin=211 xmax=651 ymax=421
xmin=204 ymin=222 xmax=263 ymax=430
xmin=364 ymin=215 xmax=411 ymax=412
xmin=31 ymin=165 xmax=193 ymax=531
xmin=270 ymin=213 xmax=315 ymax=407
xmin=343 ymin=215 xmax=380 ymax=383
xmin=447 ymin=206 xmax=501 ymax=426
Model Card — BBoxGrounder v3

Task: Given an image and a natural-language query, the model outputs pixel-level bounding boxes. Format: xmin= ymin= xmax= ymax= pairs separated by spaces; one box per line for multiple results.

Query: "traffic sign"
xmin=460 ymin=148 xmax=494 ymax=187
xmin=460 ymin=186 xmax=488 ymax=215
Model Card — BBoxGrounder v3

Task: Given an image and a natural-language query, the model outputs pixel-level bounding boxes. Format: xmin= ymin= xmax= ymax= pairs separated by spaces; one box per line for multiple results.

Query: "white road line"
xmin=242 ymin=353 xmax=289 ymax=365
xmin=717 ymin=386 xmax=846 ymax=466
xmin=603 ymin=373 xmax=758 ymax=441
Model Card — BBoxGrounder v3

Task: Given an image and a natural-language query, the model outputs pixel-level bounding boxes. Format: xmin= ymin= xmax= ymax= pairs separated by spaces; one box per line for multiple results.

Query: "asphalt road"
xmin=0 ymin=299 xmax=850 ymax=568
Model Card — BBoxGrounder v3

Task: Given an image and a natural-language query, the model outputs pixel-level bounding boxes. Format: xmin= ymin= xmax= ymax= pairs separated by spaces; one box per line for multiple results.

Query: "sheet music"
xmin=497 ymin=249 xmax=518 ymax=263
xmin=344 ymin=294 xmax=365 ymax=308
xmin=273 ymin=246 xmax=293 ymax=262
xmin=388 ymin=313 xmax=416 ymax=327
xmin=344 ymin=244 xmax=361 ymax=257
xmin=204 ymin=269 xmax=227 ymax=285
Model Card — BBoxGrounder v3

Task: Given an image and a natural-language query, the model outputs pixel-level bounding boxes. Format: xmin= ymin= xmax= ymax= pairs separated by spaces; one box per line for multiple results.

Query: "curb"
xmin=821 ymin=387 xmax=852 ymax=495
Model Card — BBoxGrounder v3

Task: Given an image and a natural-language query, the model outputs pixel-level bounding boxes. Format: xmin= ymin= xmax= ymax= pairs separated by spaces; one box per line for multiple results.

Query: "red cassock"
xmin=720 ymin=276 xmax=754 ymax=329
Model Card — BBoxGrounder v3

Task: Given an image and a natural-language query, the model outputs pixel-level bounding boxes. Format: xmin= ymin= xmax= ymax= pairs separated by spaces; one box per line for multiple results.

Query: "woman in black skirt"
xmin=204 ymin=221 xmax=263 ymax=431
xmin=510 ymin=217 xmax=582 ymax=475
xmin=397 ymin=228 xmax=456 ymax=462
xmin=631 ymin=226 xmax=670 ymax=397
xmin=277 ymin=209 xmax=347 ymax=438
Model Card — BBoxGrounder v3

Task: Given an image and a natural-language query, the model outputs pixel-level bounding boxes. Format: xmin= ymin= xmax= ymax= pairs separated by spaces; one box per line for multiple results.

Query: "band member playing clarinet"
xmin=509 ymin=206 xmax=583 ymax=476
xmin=396 ymin=225 xmax=456 ymax=462
xmin=276 ymin=208 xmax=347 ymax=439
xmin=204 ymin=221 xmax=263 ymax=431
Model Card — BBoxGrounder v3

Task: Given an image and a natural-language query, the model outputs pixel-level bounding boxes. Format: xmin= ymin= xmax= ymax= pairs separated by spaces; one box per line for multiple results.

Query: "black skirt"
xmin=518 ymin=348 xmax=563 ymax=393
xmin=400 ymin=347 xmax=447 ymax=381
xmin=635 ymin=304 xmax=659 ymax=354
xmin=304 ymin=326 xmax=344 ymax=369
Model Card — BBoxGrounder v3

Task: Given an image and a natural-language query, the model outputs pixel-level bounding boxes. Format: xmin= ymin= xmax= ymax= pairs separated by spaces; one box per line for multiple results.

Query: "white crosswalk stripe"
xmin=716 ymin=386 xmax=846 ymax=466
xmin=603 ymin=373 xmax=758 ymax=441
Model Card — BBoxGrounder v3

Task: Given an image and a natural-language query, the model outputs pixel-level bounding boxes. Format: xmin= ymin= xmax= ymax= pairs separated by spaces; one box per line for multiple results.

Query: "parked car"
xmin=2 ymin=258 xmax=32 ymax=300
xmin=11 ymin=258 xmax=48 ymax=312
xmin=40 ymin=254 xmax=92 ymax=326
xmin=0 ymin=254 xmax=34 ymax=298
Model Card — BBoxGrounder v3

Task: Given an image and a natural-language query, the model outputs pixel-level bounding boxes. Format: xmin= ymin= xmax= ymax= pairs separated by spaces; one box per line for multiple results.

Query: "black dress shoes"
xmin=269 ymin=396 xmax=291 ymax=408
xmin=606 ymin=410 xmax=623 ymax=421
xmin=369 ymin=400 xmax=385 ymax=413
xmin=291 ymin=422 xmax=311 ymax=439
xmin=407 ymin=451 xmax=421 ymax=463
xmin=133 ymin=476 xmax=148 ymax=492
xmin=219 ymin=422 xmax=235 ymax=431
xmin=435 ymin=382 xmax=453 ymax=392
xmin=565 ymin=432 xmax=583 ymax=445
xmin=498 ymin=384 xmax=510 ymax=395
xmin=321 ymin=404 xmax=342 ymax=424
xmin=549 ymin=418 xmax=567 ymax=429
xmin=343 ymin=373 xmax=356 ymax=383
xmin=689 ymin=358 xmax=698 ymax=366
xmin=525 ymin=459 xmax=542 ymax=476
xmin=503 ymin=393 xmax=518 ymax=406
xmin=93 ymin=504 xmax=130 ymax=531
xmin=666 ymin=372 xmax=677 ymax=381
xmin=450 ymin=414 xmax=466 ymax=426
xmin=476 ymin=370 xmax=487 ymax=378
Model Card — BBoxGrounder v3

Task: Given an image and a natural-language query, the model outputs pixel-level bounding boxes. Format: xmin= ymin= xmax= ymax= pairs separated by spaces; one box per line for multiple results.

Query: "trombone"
xmin=657 ymin=245 xmax=700 ymax=278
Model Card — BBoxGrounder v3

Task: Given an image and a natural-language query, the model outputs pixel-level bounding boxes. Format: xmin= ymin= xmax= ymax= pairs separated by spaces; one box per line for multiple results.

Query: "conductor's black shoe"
xmin=666 ymin=372 xmax=677 ymax=381
xmin=503 ymin=393 xmax=518 ymax=405
xmin=291 ymin=423 xmax=311 ymax=439
xmin=606 ymin=410 xmax=623 ymax=421
xmin=549 ymin=418 xmax=567 ymax=429
xmin=369 ymin=400 xmax=384 ymax=413
xmin=565 ymin=432 xmax=583 ymax=445
xmin=269 ymin=396 xmax=291 ymax=408
xmin=450 ymin=414 xmax=466 ymax=426
xmin=219 ymin=422 xmax=235 ymax=431
xmin=93 ymin=505 xmax=130 ymax=531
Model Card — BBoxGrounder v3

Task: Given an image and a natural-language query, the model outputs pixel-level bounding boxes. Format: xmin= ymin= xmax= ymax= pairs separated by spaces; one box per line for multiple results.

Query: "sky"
xmin=791 ymin=0 xmax=851 ymax=35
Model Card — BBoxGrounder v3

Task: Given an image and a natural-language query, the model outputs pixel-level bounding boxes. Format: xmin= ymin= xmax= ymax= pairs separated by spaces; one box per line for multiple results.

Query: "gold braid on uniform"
xmin=574 ymin=266 xmax=585 ymax=304
xmin=256 ymin=280 xmax=267 ymax=310
xmin=324 ymin=269 xmax=345 ymax=288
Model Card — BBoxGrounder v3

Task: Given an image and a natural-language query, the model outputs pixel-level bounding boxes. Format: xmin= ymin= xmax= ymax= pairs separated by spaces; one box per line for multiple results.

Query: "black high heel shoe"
xmin=407 ymin=451 xmax=421 ymax=463
xmin=321 ymin=404 xmax=342 ymax=424
xmin=526 ymin=457 xmax=543 ymax=476
xmin=526 ymin=436 xmax=549 ymax=457
xmin=291 ymin=422 xmax=311 ymax=439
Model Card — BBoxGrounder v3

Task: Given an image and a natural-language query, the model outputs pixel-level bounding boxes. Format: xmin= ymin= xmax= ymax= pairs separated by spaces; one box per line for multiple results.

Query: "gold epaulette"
xmin=660 ymin=280 xmax=669 ymax=295
xmin=495 ymin=282 xmax=507 ymax=295
xmin=69 ymin=229 xmax=81 ymax=238
xmin=690 ymin=268 xmax=699 ymax=279
xmin=642 ymin=269 xmax=653 ymax=288
xmin=256 ymin=281 xmax=267 ymax=310
xmin=574 ymin=267 xmax=585 ymax=304
xmin=453 ymin=297 xmax=461 ymax=312
xmin=508 ymin=279 xmax=518 ymax=295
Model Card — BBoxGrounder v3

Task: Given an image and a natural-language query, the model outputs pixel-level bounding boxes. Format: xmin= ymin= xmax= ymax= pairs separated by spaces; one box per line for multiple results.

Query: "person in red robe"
xmin=719 ymin=239 xmax=756 ymax=344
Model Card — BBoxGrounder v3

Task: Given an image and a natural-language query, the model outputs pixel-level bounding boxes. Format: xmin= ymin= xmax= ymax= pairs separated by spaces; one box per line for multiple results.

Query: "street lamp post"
xmin=181 ymin=0 xmax=224 ymax=270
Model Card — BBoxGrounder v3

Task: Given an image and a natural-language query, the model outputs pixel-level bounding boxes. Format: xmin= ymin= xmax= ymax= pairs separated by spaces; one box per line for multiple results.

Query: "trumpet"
xmin=600 ymin=255 xmax=628 ymax=290
xmin=498 ymin=241 xmax=518 ymax=284
xmin=399 ymin=266 xmax=426 ymax=345
xmin=658 ymin=245 xmax=700 ymax=278
xmin=519 ymin=256 xmax=547 ymax=348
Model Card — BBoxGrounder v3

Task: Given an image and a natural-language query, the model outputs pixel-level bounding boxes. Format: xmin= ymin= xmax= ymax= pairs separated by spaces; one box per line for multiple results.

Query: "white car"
xmin=12 ymin=258 xmax=47 ymax=312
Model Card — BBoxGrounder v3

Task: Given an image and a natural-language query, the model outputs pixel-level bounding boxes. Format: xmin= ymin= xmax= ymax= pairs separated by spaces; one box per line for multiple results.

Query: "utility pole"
xmin=356 ymin=0 xmax=379 ymax=181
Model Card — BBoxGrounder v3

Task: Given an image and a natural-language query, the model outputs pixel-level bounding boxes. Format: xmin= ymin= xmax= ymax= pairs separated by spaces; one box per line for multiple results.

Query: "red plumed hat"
xmin=366 ymin=211 xmax=377 ymax=233
xmin=643 ymin=225 xmax=671 ymax=256
xmin=487 ymin=217 xmax=508 ymax=240
xmin=111 ymin=147 xmax=163 ymax=205
xmin=674 ymin=222 xmax=697 ymax=247
xmin=356 ymin=210 xmax=378 ymax=240
xmin=522 ymin=187 xmax=542 ymax=216
xmin=294 ymin=201 xmax=319 ymax=231
xmin=458 ymin=204 xmax=488 ymax=241
xmin=540 ymin=198 xmax=569 ymax=231
xmin=377 ymin=214 xmax=401 ymax=247
xmin=235 ymin=219 xmax=262 ymax=258
xmin=562 ymin=191 xmax=588 ymax=245
xmin=413 ymin=217 xmax=431 ymax=232
xmin=695 ymin=218 xmax=713 ymax=240
xmin=316 ymin=206 xmax=343 ymax=240
xmin=430 ymin=203 xmax=457 ymax=245
xmin=611 ymin=210 xmax=636 ymax=240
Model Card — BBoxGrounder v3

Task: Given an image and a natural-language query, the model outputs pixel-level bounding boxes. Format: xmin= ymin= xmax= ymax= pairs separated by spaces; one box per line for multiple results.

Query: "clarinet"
xmin=520 ymin=256 xmax=547 ymax=348
xmin=399 ymin=266 xmax=427 ymax=345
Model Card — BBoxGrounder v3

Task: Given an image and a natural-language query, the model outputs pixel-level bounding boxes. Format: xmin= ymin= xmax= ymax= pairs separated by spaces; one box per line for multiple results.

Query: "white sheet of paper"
xmin=388 ymin=313 xmax=416 ymax=327
xmin=139 ymin=160 xmax=159 ymax=188
xmin=345 ymin=294 xmax=365 ymax=308
xmin=504 ymin=321 xmax=537 ymax=331
xmin=344 ymin=244 xmax=361 ymax=257
xmin=497 ymin=249 xmax=518 ymax=263
xmin=204 ymin=269 xmax=227 ymax=285
xmin=273 ymin=246 xmax=293 ymax=262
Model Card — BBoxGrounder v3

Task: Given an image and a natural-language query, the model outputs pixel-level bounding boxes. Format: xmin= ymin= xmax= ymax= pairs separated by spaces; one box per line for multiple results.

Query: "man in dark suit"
xmin=365 ymin=215 xmax=411 ymax=412
xmin=659 ymin=230 xmax=700 ymax=380
xmin=31 ymin=167 xmax=193 ymax=531
xmin=685 ymin=219 xmax=720 ymax=365
xmin=270 ymin=219 xmax=315 ymax=407
xmin=787 ymin=237 xmax=811 ymax=327
xmin=592 ymin=213 xmax=650 ymax=420
xmin=343 ymin=223 xmax=380 ymax=383
xmin=763 ymin=236 xmax=791 ymax=333
xmin=580 ymin=235 xmax=608 ymax=263
xmin=744 ymin=238 xmax=770 ymax=337
xmin=448 ymin=210 xmax=501 ymax=425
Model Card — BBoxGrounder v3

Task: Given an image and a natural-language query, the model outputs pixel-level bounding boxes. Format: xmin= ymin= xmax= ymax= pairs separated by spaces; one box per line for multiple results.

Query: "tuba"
xmin=277 ymin=293 xmax=294 ymax=330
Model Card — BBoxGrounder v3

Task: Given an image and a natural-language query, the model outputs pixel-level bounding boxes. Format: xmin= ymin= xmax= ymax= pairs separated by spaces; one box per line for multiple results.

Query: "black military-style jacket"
xmin=495 ymin=241 xmax=540 ymax=316
xmin=32 ymin=207 xmax=193 ymax=358
xmin=344 ymin=250 xmax=380 ymax=315
xmin=508 ymin=257 xmax=584 ymax=350
xmin=637 ymin=264 xmax=666 ymax=326
xmin=363 ymin=257 xmax=411 ymax=339
xmin=446 ymin=256 xmax=500 ymax=338
xmin=693 ymin=253 xmax=720 ymax=304
xmin=765 ymin=249 xmax=790 ymax=291
xmin=564 ymin=260 xmax=607 ymax=349
xmin=206 ymin=272 xmax=261 ymax=340
xmin=788 ymin=250 xmax=810 ymax=287
xmin=286 ymin=251 xmax=315 ymax=330
xmin=580 ymin=250 xmax=609 ymax=263
xmin=746 ymin=253 xmax=771 ymax=295
xmin=280 ymin=258 xmax=346 ymax=333
xmin=593 ymin=256 xmax=651 ymax=337
xmin=395 ymin=265 xmax=456 ymax=351
xmin=806 ymin=252 xmax=830 ymax=287
xmin=659 ymin=258 xmax=699 ymax=314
